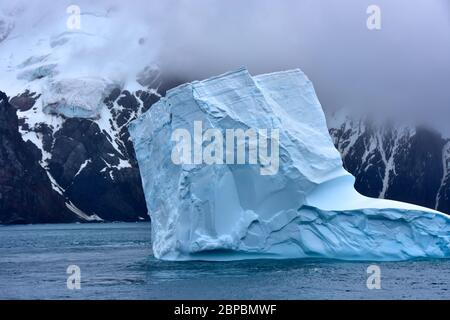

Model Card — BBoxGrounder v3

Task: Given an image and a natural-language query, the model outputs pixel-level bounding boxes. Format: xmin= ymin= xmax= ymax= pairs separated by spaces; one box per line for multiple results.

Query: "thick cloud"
xmin=1 ymin=0 xmax=449 ymax=125
xmin=154 ymin=0 xmax=450 ymax=123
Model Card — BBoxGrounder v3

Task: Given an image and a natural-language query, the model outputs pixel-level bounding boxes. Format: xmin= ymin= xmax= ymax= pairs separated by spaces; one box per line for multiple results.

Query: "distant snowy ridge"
xmin=328 ymin=109 xmax=450 ymax=214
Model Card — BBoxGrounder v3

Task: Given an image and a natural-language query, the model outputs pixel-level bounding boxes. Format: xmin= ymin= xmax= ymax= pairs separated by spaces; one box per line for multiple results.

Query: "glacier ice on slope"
xmin=129 ymin=68 xmax=450 ymax=261
xmin=42 ymin=78 xmax=118 ymax=119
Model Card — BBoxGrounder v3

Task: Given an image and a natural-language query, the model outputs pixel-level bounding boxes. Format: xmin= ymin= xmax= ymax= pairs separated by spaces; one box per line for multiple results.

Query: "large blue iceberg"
xmin=129 ymin=68 xmax=450 ymax=261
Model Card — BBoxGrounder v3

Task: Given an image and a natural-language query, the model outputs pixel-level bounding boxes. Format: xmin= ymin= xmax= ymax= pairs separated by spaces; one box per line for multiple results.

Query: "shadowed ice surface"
xmin=1 ymin=223 xmax=450 ymax=300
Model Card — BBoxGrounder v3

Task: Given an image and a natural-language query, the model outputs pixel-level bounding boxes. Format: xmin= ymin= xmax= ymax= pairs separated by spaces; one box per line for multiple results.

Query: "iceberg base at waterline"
xmin=129 ymin=68 xmax=450 ymax=261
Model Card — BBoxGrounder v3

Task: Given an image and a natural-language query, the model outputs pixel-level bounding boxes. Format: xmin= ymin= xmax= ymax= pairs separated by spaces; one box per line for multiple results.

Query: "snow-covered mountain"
xmin=327 ymin=110 xmax=450 ymax=215
xmin=0 ymin=2 xmax=164 ymax=223
xmin=1 ymin=1 xmax=449 ymax=224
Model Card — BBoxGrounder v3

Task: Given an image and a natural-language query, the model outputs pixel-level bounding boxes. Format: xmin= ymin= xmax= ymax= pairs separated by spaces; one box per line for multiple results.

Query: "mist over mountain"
xmin=1 ymin=0 xmax=448 ymax=126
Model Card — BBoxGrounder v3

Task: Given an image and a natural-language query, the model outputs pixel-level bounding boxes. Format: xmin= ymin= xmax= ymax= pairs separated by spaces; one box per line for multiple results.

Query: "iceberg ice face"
xmin=129 ymin=68 xmax=450 ymax=261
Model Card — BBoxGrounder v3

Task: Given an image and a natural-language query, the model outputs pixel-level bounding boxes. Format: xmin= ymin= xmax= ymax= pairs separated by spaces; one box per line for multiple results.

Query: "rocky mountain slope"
xmin=0 ymin=86 xmax=161 ymax=224
xmin=0 ymin=3 xmax=163 ymax=223
xmin=328 ymin=112 xmax=450 ymax=214
xmin=3 ymin=83 xmax=450 ymax=224
xmin=0 ymin=91 xmax=75 ymax=224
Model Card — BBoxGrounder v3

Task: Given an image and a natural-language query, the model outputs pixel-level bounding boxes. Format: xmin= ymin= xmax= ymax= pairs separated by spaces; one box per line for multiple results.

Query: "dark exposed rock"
xmin=386 ymin=128 xmax=445 ymax=207
xmin=10 ymin=90 xmax=40 ymax=111
xmin=45 ymin=94 xmax=149 ymax=222
xmin=1 ymin=81 xmax=156 ymax=224
xmin=0 ymin=91 xmax=77 ymax=224
xmin=65 ymin=165 xmax=147 ymax=222
xmin=136 ymin=90 xmax=160 ymax=113
xmin=34 ymin=122 xmax=54 ymax=153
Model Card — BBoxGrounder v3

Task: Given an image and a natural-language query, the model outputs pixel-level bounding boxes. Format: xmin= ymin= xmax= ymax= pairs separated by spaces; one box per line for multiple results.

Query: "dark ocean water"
xmin=1 ymin=222 xmax=450 ymax=300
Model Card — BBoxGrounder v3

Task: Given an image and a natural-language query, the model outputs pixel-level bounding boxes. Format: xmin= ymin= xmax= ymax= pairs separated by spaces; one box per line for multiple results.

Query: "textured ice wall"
xmin=129 ymin=68 xmax=450 ymax=261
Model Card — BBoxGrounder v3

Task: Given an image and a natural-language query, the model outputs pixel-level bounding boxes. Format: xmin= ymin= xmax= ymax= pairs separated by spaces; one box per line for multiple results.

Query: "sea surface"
xmin=1 ymin=222 xmax=450 ymax=300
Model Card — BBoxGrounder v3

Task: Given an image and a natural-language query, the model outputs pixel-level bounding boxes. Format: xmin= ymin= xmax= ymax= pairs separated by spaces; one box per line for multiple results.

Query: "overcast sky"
xmin=1 ymin=0 xmax=449 ymax=125
xmin=155 ymin=0 xmax=450 ymax=122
